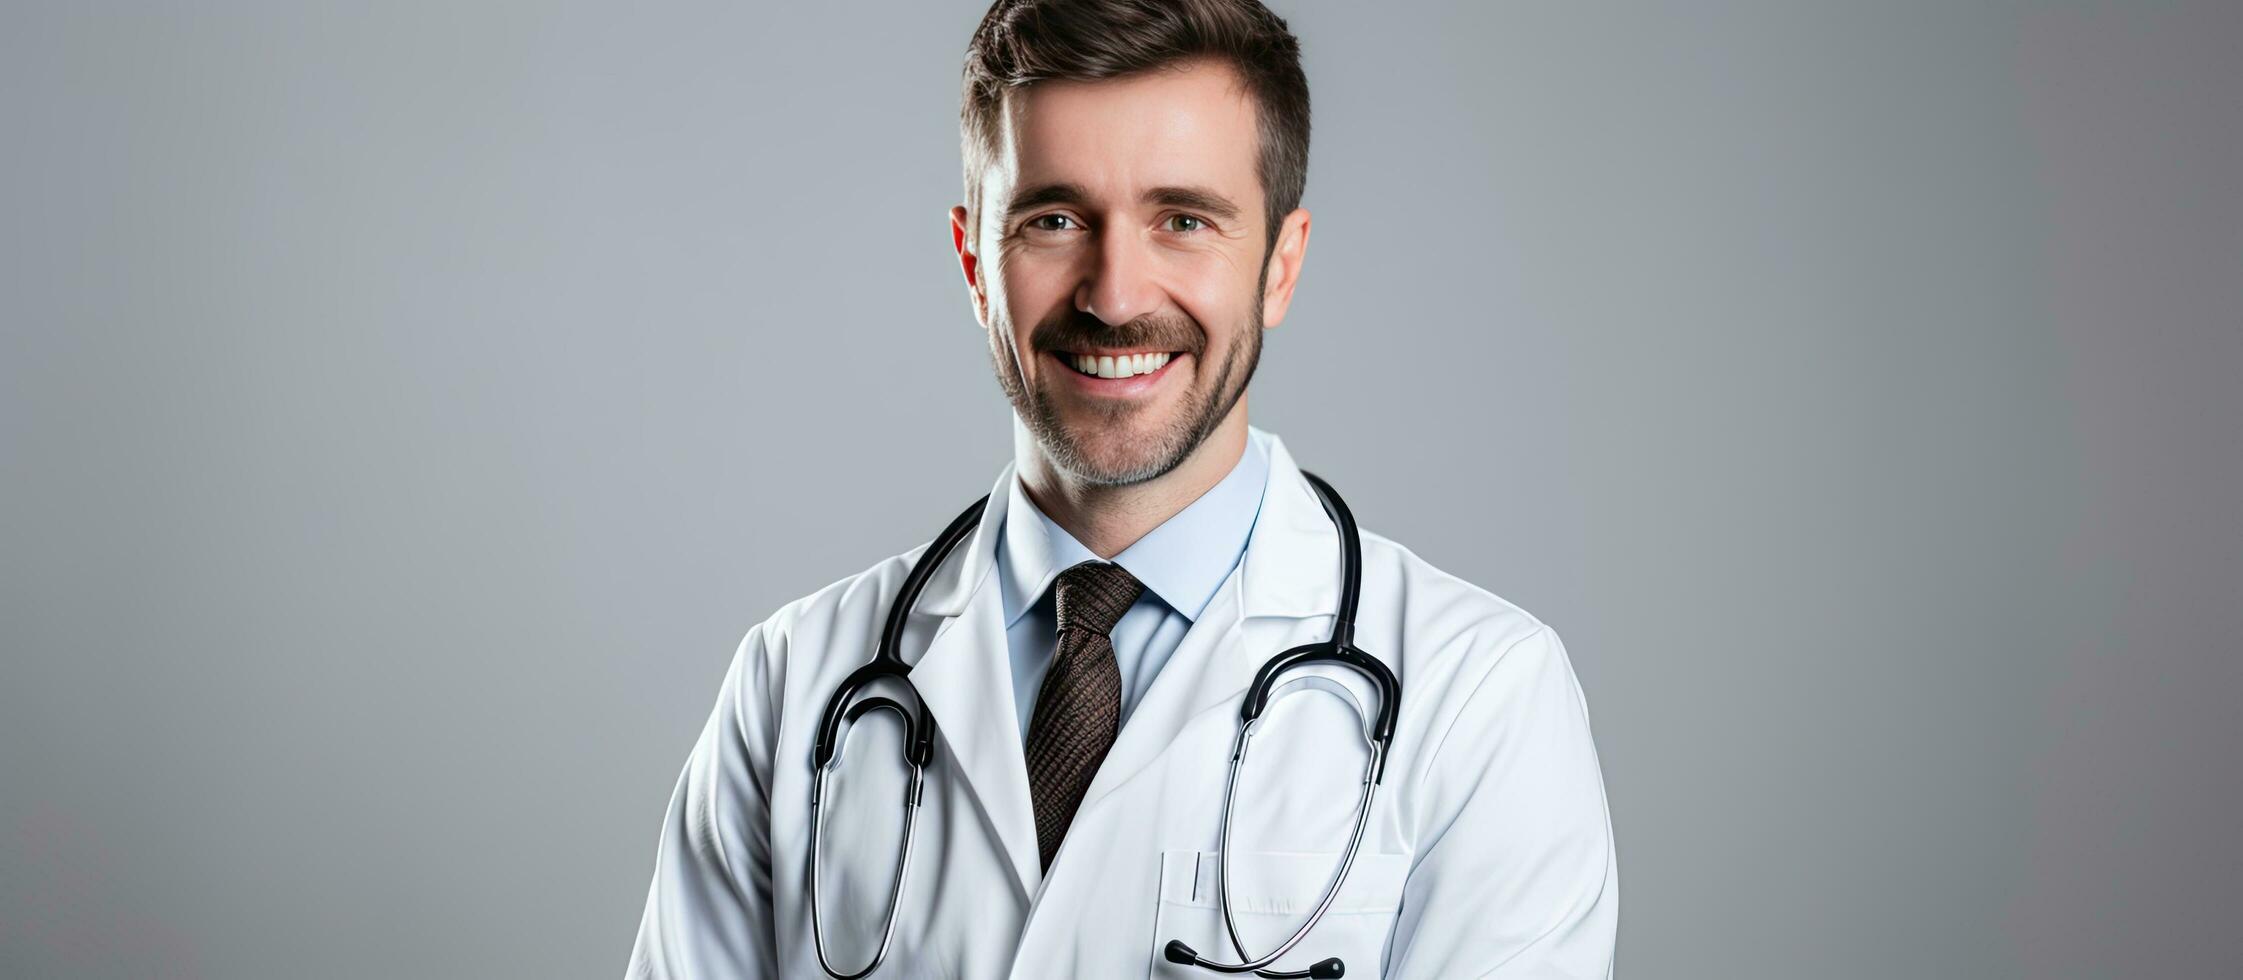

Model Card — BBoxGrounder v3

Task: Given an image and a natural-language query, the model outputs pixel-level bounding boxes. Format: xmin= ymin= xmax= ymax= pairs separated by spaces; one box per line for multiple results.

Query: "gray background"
xmin=3 ymin=1 xmax=2236 ymax=977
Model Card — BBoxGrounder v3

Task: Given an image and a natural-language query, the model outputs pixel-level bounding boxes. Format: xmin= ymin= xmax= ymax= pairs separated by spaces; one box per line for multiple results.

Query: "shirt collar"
xmin=999 ymin=425 xmax=1273 ymax=628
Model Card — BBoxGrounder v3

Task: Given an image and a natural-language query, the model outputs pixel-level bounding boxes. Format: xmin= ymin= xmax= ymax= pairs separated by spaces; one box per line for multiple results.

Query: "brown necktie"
xmin=1024 ymin=559 xmax=1144 ymax=871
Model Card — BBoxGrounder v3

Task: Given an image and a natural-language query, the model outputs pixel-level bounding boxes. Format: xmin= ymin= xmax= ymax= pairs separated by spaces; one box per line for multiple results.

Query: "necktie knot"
xmin=1053 ymin=560 xmax=1143 ymax=637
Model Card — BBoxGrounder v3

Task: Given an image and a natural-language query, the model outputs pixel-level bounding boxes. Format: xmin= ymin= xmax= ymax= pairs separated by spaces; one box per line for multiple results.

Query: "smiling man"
xmin=958 ymin=47 xmax=1292 ymax=541
xmin=626 ymin=2 xmax=1618 ymax=978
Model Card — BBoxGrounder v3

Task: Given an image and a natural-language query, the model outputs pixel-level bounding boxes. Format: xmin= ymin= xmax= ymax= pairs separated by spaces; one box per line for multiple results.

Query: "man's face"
xmin=955 ymin=58 xmax=1292 ymax=487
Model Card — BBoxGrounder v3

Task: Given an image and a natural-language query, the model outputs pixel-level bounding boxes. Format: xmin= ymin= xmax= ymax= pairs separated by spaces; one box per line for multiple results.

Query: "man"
xmin=627 ymin=1 xmax=1618 ymax=977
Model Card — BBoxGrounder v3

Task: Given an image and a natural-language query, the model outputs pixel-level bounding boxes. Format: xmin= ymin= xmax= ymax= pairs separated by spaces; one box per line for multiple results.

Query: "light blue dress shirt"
xmin=996 ymin=427 xmax=1274 ymax=738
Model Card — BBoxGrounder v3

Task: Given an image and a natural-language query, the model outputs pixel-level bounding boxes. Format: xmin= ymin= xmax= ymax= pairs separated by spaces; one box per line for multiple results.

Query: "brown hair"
xmin=959 ymin=0 xmax=1311 ymax=254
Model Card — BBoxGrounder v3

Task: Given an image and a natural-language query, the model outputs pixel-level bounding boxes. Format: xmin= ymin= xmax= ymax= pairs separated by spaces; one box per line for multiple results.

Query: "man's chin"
xmin=1039 ymin=417 xmax=1183 ymax=485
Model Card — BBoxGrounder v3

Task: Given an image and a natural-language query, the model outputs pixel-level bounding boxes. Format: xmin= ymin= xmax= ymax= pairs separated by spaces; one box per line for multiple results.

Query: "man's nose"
xmin=1074 ymin=226 xmax=1162 ymax=328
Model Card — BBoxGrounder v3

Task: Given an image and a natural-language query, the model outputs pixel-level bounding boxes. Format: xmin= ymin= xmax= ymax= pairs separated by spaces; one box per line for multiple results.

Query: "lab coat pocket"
xmin=1149 ymin=848 xmax=1411 ymax=980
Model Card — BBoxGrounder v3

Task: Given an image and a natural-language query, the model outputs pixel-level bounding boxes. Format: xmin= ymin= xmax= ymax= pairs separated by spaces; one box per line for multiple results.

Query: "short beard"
xmin=987 ymin=269 xmax=1266 ymax=488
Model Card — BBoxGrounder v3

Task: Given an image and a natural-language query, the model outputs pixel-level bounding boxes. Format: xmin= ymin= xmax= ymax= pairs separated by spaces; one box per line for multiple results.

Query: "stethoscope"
xmin=808 ymin=470 xmax=1399 ymax=980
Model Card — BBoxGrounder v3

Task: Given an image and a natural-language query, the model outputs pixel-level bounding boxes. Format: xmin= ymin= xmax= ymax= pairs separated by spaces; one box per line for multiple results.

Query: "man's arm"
xmin=1385 ymin=626 xmax=1620 ymax=979
xmin=626 ymin=623 xmax=782 ymax=979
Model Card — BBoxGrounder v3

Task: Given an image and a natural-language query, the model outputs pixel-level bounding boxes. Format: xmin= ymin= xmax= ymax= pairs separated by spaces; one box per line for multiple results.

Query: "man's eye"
xmin=1028 ymin=214 xmax=1078 ymax=232
xmin=1165 ymin=214 xmax=1207 ymax=233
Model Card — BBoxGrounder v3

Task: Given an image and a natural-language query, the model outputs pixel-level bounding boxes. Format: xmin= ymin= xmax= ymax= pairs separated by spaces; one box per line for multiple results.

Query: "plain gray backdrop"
xmin=4 ymin=1 xmax=2237 ymax=977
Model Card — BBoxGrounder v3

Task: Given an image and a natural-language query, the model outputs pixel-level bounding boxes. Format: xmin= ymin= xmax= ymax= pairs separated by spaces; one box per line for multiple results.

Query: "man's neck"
xmin=1013 ymin=413 xmax=1250 ymax=560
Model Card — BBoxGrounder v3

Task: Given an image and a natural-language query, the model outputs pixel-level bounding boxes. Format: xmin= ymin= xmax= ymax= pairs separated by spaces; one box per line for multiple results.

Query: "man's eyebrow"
xmin=1000 ymin=182 xmax=1245 ymax=224
xmin=1144 ymin=186 xmax=1243 ymax=223
xmin=1002 ymin=182 xmax=1091 ymax=222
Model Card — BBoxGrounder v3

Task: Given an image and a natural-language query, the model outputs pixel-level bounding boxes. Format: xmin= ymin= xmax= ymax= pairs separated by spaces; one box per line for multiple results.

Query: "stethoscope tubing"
xmin=808 ymin=469 xmax=1396 ymax=980
xmin=808 ymin=701 xmax=927 ymax=979
xmin=1201 ymin=723 xmax=1385 ymax=977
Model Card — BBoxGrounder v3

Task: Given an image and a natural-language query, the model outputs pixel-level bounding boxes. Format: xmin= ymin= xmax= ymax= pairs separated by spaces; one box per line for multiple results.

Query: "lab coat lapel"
xmin=904 ymin=462 xmax=1043 ymax=899
xmin=1072 ymin=433 xmax=1345 ymax=813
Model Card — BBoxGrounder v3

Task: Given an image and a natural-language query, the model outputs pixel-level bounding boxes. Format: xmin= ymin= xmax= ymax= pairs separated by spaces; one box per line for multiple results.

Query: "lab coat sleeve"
xmin=625 ymin=622 xmax=782 ymax=979
xmin=1385 ymin=626 xmax=1619 ymax=979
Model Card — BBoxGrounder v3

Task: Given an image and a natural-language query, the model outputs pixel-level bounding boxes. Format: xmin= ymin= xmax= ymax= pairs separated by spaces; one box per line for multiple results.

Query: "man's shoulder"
xmin=1353 ymin=525 xmax=1565 ymax=681
xmin=1355 ymin=527 xmax=1604 ymax=796
xmin=744 ymin=538 xmax=935 ymax=653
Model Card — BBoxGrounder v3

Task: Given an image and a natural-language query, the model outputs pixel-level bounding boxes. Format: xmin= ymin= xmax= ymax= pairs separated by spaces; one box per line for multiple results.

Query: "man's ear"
xmin=1260 ymin=207 xmax=1312 ymax=330
xmin=950 ymin=204 xmax=990 ymax=329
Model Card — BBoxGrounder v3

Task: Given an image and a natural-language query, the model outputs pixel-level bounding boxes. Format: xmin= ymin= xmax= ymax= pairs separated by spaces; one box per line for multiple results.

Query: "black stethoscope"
xmin=808 ymin=470 xmax=1399 ymax=980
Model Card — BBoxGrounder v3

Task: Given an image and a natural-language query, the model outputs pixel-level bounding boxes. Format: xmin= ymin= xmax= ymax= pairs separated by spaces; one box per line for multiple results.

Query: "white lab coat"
xmin=627 ymin=431 xmax=1618 ymax=979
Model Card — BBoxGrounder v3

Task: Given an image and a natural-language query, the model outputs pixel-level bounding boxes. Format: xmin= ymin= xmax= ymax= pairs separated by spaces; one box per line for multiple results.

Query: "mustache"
xmin=1030 ymin=308 xmax=1203 ymax=356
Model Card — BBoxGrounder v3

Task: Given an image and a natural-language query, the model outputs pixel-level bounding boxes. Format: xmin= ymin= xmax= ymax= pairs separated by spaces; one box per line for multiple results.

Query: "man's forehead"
xmin=989 ymin=58 xmax=1262 ymax=206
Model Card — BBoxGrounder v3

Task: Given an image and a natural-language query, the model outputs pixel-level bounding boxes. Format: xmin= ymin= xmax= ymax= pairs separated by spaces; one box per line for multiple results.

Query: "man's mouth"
xmin=1053 ymin=349 xmax=1186 ymax=379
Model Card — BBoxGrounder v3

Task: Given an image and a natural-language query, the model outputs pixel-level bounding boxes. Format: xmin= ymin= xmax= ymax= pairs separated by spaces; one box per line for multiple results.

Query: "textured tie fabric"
xmin=1023 ymin=559 xmax=1145 ymax=871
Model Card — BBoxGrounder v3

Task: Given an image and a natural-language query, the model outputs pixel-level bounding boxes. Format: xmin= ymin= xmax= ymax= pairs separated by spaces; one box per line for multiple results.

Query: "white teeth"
xmin=1070 ymin=351 xmax=1173 ymax=379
